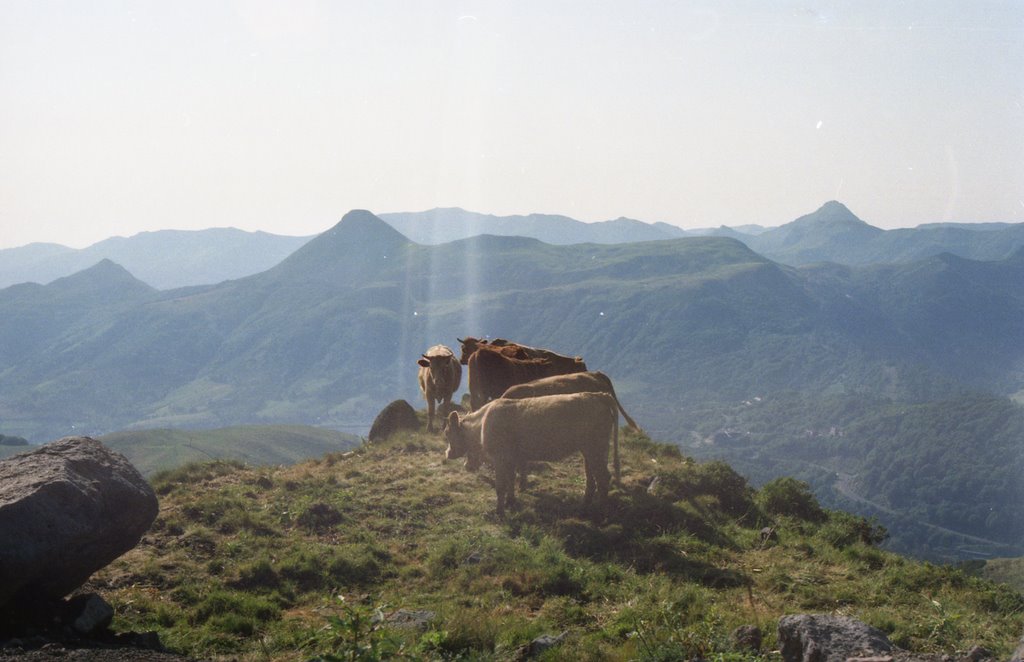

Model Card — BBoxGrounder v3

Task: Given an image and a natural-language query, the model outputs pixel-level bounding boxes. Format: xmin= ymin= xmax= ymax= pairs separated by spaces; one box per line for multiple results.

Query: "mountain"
xmin=0 ymin=228 xmax=313 ymax=290
xmin=4 ymin=207 xmax=1023 ymax=443
xmin=3 ymin=209 xmax=1023 ymax=559
xmin=379 ymin=207 xmax=688 ymax=244
xmin=745 ymin=201 xmax=1024 ymax=265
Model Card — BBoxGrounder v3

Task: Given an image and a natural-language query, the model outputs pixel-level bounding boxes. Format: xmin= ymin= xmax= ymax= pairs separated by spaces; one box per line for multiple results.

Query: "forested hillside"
xmin=683 ymin=393 xmax=1024 ymax=559
xmin=2 ymin=209 xmax=1022 ymax=560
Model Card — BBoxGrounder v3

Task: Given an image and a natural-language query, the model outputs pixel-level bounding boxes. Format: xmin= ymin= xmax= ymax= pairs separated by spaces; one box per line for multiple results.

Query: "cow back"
xmin=481 ymin=393 xmax=617 ymax=463
xmin=468 ymin=348 xmax=586 ymax=409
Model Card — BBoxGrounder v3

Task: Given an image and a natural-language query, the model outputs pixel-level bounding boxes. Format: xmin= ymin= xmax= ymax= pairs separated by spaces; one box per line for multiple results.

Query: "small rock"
xmin=731 ymin=624 xmax=762 ymax=652
xmin=963 ymin=645 xmax=991 ymax=661
xmin=778 ymin=614 xmax=892 ymax=662
xmin=385 ymin=609 xmax=435 ymax=631
xmin=368 ymin=400 xmax=420 ymax=442
xmin=66 ymin=593 xmax=114 ymax=634
xmin=1011 ymin=633 xmax=1024 ymax=662
xmin=517 ymin=631 xmax=568 ymax=660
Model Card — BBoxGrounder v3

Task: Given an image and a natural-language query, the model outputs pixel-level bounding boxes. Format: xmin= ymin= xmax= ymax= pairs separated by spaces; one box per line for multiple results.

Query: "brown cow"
xmin=456 ymin=337 xmax=584 ymax=366
xmin=417 ymin=344 xmax=462 ymax=433
xmin=501 ymin=371 xmax=643 ymax=435
xmin=444 ymin=392 xmax=619 ymax=517
xmin=466 ymin=346 xmax=586 ymax=410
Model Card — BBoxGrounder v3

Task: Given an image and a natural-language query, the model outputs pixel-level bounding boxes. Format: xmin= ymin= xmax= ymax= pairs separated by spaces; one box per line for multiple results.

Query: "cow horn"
xmin=457 ymin=337 xmax=465 ymax=343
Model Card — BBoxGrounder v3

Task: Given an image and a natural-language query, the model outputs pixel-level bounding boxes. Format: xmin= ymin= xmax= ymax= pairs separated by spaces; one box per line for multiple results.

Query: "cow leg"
xmin=426 ymin=397 xmax=436 ymax=433
xmin=582 ymin=453 xmax=611 ymax=510
xmin=517 ymin=461 xmax=528 ymax=492
xmin=495 ymin=465 xmax=516 ymax=518
xmin=582 ymin=457 xmax=595 ymax=506
xmin=593 ymin=459 xmax=611 ymax=507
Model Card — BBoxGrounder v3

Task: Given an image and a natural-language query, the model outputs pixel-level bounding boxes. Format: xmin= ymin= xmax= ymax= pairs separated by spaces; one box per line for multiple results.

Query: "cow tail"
xmin=597 ymin=372 xmax=643 ymax=433
xmin=612 ymin=407 xmax=621 ymax=483
xmin=617 ymin=401 xmax=642 ymax=433
xmin=467 ymin=353 xmax=480 ymax=411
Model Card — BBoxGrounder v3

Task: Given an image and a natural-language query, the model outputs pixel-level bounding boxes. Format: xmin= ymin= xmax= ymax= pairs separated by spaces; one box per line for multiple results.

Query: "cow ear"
xmin=417 ymin=358 xmax=430 ymax=367
xmin=447 ymin=411 xmax=461 ymax=429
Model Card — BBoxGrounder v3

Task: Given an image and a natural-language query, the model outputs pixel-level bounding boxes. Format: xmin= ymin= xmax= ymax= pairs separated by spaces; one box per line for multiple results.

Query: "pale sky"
xmin=1 ymin=1 xmax=1022 ymax=249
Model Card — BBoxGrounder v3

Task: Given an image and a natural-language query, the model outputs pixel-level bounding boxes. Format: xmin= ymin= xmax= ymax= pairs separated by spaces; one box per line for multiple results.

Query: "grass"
xmin=99 ymin=424 xmax=360 ymax=476
xmin=89 ymin=426 xmax=1024 ymax=661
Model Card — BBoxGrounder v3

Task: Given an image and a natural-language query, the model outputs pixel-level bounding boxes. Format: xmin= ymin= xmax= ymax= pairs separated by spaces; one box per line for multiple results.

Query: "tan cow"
xmin=500 ymin=371 xmax=643 ymax=434
xmin=443 ymin=392 xmax=619 ymax=517
xmin=417 ymin=344 xmax=462 ymax=433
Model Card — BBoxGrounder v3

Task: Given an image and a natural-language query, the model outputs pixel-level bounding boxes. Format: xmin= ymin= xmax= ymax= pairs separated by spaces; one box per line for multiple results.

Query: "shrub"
xmin=297 ymin=502 xmax=345 ymax=532
xmin=651 ymin=461 xmax=756 ymax=520
xmin=756 ymin=477 xmax=826 ymax=522
xmin=818 ymin=511 xmax=888 ymax=548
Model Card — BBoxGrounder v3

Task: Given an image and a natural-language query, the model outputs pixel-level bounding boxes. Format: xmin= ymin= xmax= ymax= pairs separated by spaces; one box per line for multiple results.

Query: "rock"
xmin=0 ymin=437 xmax=159 ymax=608
xmin=732 ymin=624 xmax=762 ymax=652
xmin=778 ymin=614 xmax=893 ymax=662
xmin=1010 ymin=630 xmax=1024 ymax=662
xmin=64 ymin=593 xmax=114 ymax=634
xmin=368 ymin=400 xmax=420 ymax=441
xmin=962 ymin=645 xmax=991 ymax=661
xmin=516 ymin=632 xmax=568 ymax=660
xmin=384 ymin=609 xmax=435 ymax=631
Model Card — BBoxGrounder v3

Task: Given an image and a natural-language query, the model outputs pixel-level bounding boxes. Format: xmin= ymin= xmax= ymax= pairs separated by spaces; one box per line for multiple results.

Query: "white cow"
xmin=417 ymin=344 xmax=462 ymax=433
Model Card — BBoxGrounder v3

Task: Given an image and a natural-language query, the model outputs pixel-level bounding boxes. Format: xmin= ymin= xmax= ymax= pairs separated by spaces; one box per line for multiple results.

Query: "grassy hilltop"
xmin=90 ymin=423 xmax=1023 ymax=661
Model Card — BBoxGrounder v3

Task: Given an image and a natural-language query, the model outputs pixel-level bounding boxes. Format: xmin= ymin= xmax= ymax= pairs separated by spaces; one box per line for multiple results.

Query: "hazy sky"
xmin=2 ymin=1 xmax=1022 ymax=249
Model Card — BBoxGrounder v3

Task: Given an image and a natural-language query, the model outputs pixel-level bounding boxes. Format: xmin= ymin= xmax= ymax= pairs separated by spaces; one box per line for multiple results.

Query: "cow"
xmin=465 ymin=345 xmax=587 ymax=410
xmin=443 ymin=392 xmax=619 ymax=517
xmin=500 ymin=371 xmax=643 ymax=434
xmin=417 ymin=344 xmax=462 ymax=433
xmin=456 ymin=337 xmax=585 ymax=367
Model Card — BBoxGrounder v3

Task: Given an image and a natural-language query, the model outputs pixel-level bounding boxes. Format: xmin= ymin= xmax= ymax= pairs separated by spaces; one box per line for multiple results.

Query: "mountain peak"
xmin=793 ymin=201 xmax=872 ymax=228
xmin=48 ymin=259 xmax=154 ymax=299
xmin=269 ymin=210 xmax=414 ymax=283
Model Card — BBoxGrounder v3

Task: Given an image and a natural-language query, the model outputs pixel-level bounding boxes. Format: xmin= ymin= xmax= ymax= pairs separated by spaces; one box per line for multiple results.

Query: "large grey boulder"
xmin=0 ymin=437 xmax=158 ymax=607
xmin=778 ymin=614 xmax=893 ymax=662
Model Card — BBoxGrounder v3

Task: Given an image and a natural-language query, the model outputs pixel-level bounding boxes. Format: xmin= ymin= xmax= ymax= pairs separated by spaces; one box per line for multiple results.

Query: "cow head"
xmin=443 ymin=411 xmax=466 ymax=460
xmin=456 ymin=337 xmax=484 ymax=365
xmin=420 ymin=346 xmax=456 ymax=374
xmin=443 ymin=411 xmax=482 ymax=470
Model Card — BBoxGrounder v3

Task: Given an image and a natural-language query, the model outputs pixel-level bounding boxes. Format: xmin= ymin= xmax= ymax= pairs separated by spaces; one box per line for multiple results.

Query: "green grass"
xmin=979 ymin=557 xmax=1024 ymax=595
xmin=99 ymin=424 xmax=360 ymax=476
xmin=91 ymin=426 xmax=1024 ymax=661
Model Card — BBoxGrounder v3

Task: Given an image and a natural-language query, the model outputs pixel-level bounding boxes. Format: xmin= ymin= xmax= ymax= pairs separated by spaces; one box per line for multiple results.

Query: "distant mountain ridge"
xmin=3 ymin=209 xmax=1022 ymax=441
xmin=4 ymin=203 xmax=1022 ymax=292
xmin=2 ymin=208 xmax=1022 ymax=559
xmin=379 ymin=207 xmax=690 ymax=245
xmin=743 ymin=201 xmax=1024 ymax=265
xmin=0 ymin=227 xmax=313 ymax=290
